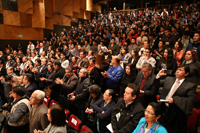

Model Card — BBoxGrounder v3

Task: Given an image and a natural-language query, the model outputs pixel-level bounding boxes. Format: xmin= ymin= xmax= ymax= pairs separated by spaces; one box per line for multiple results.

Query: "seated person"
xmin=2 ymin=85 xmax=31 ymax=133
xmin=111 ymin=83 xmax=144 ymax=133
xmin=133 ymin=102 xmax=168 ymax=133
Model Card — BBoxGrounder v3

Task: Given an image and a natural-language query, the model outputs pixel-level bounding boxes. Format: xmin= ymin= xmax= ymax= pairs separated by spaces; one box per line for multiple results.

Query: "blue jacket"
xmin=132 ymin=117 xmax=168 ymax=133
xmin=106 ymin=65 xmax=124 ymax=89
xmin=186 ymin=42 xmax=200 ymax=62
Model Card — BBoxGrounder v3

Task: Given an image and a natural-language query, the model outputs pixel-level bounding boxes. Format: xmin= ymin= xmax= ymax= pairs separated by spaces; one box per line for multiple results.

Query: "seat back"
xmin=68 ymin=114 xmax=82 ymax=131
xmin=43 ymin=98 xmax=50 ymax=107
xmin=64 ymin=109 xmax=70 ymax=123
xmin=80 ymin=125 xmax=93 ymax=133
xmin=49 ymin=100 xmax=58 ymax=106
xmin=187 ymin=108 xmax=200 ymax=130
xmin=156 ymin=95 xmax=160 ymax=101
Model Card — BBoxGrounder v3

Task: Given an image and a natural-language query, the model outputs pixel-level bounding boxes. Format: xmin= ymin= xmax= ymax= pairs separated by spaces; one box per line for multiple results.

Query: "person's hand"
xmin=0 ymin=76 xmax=4 ymax=81
xmin=70 ymin=96 xmax=76 ymax=101
xmin=102 ymin=111 xmax=105 ymax=114
xmin=140 ymin=90 xmax=144 ymax=94
xmin=9 ymin=91 xmax=13 ymax=98
xmin=2 ymin=110 xmax=8 ymax=116
xmin=17 ymin=66 xmax=20 ymax=69
xmin=168 ymin=98 xmax=174 ymax=104
xmin=39 ymin=77 xmax=46 ymax=81
xmin=157 ymin=69 xmax=167 ymax=77
xmin=33 ymin=129 xmax=45 ymax=133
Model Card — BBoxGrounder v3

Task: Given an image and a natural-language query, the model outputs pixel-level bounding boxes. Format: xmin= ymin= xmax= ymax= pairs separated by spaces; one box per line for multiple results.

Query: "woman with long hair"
xmin=173 ymin=41 xmax=184 ymax=66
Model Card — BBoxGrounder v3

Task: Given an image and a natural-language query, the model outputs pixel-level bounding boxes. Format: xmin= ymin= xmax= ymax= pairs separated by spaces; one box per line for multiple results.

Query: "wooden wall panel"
xmin=18 ymin=0 xmax=33 ymax=14
xmin=33 ymin=0 xmax=44 ymax=3
xmin=3 ymin=10 xmax=21 ymax=26
xmin=78 ymin=9 xmax=85 ymax=19
xmin=93 ymin=4 xmax=96 ymax=13
xmin=86 ymin=0 xmax=93 ymax=11
xmin=53 ymin=14 xmax=71 ymax=26
xmin=53 ymin=0 xmax=62 ymax=14
xmin=96 ymin=3 xmax=101 ymax=13
xmin=84 ymin=11 xmax=91 ymax=20
xmin=32 ymin=3 xmax=45 ymax=28
xmin=45 ymin=18 xmax=54 ymax=29
xmin=4 ymin=25 xmax=43 ymax=40
xmin=73 ymin=0 xmax=80 ymax=13
xmin=71 ymin=12 xmax=78 ymax=23
xmin=63 ymin=0 xmax=73 ymax=16
xmin=45 ymin=0 xmax=53 ymax=18
xmin=20 ymin=13 xmax=32 ymax=27
xmin=80 ymin=0 xmax=86 ymax=10
xmin=0 ymin=24 xmax=4 ymax=39
xmin=0 ymin=0 xmax=2 ymax=13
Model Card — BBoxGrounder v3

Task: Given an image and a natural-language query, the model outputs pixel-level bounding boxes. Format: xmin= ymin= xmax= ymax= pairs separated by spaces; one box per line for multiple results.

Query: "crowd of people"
xmin=0 ymin=1 xmax=200 ymax=133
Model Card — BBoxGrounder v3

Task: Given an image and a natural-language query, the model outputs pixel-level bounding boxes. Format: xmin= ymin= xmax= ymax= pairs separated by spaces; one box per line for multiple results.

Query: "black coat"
xmin=127 ymin=57 xmax=139 ymax=75
xmin=121 ymin=73 xmax=136 ymax=96
xmin=156 ymin=76 xmax=196 ymax=133
xmin=92 ymin=99 xmax=116 ymax=133
xmin=74 ymin=76 xmax=92 ymax=109
xmin=49 ymin=67 xmax=65 ymax=101
xmin=25 ymin=82 xmax=38 ymax=98
xmin=36 ymin=65 xmax=48 ymax=90
xmin=111 ymin=98 xmax=144 ymax=133
xmin=134 ymin=71 xmax=158 ymax=108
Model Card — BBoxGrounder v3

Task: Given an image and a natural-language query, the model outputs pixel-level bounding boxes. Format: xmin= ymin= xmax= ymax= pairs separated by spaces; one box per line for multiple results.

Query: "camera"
xmin=0 ymin=103 xmax=12 ymax=112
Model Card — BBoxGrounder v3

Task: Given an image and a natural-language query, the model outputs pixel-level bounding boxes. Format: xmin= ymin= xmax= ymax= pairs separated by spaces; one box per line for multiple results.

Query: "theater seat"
xmin=187 ymin=108 xmax=200 ymax=133
xmin=80 ymin=125 xmax=93 ymax=133
xmin=68 ymin=114 xmax=82 ymax=132
xmin=64 ymin=109 xmax=70 ymax=123
xmin=156 ymin=95 xmax=160 ymax=102
xmin=49 ymin=100 xmax=58 ymax=106
xmin=43 ymin=98 xmax=50 ymax=107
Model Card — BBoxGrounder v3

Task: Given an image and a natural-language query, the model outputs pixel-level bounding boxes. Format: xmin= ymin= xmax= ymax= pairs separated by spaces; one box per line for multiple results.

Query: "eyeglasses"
xmin=144 ymin=109 xmax=155 ymax=115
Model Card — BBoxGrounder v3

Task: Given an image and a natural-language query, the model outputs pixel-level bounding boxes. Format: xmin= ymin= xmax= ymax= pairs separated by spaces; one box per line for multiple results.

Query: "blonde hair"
xmin=12 ymin=76 xmax=19 ymax=87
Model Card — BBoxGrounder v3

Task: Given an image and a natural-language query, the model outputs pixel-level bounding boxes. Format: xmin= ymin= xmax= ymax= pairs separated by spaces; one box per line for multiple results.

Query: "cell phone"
xmin=101 ymin=46 xmax=105 ymax=50
xmin=164 ymin=70 xmax=172 ymax=75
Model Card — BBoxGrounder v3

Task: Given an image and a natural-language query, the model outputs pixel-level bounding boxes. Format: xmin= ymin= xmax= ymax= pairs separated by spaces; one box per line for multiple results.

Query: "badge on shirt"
xmin=116 ymin=112 xmax=121 ymax=121
xmin=165 ymin=42 xmax=169 ymax=45
xmin=112 ymin=71 xmax=114 ymax=74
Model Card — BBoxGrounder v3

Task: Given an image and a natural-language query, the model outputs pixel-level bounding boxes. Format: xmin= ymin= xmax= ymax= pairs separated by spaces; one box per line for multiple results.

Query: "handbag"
xmin=43 ymin=86 xmax=52 ymax=98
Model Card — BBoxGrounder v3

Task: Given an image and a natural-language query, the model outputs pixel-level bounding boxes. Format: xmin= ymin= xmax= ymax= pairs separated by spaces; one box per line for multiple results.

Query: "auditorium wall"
xmin=0 ymin=0 xmax=100 ymax=52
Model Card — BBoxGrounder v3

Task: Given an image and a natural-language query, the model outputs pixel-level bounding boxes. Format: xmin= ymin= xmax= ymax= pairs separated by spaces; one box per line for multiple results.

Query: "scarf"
xmin=138 ymin=120 xmax=159 ymax=133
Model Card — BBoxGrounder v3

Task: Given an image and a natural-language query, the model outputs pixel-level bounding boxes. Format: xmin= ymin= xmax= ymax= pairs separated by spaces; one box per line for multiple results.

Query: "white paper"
xmin=159 ymin=99 xmax=169 ymax=102
xmin=106 ymin=123 xmax=113 ymax=132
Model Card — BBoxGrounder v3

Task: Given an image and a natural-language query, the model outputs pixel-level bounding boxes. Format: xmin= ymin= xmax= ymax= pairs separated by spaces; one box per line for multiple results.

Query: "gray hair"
xmin=142 ymin=62 xmax=152 ymax=70
xmin=80 ymin=68 xmax=88 ymax=75
xmin=34 ymin=90 xmax=45 ymax=102
xmin=89 ymin=84 xmax=101 ymax=94
xmin=65 ymin=67 xmax=72 ymax=72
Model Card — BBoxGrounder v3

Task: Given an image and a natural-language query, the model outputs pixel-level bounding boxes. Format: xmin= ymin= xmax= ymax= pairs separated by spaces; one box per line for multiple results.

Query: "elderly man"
xmin=29 ymin=90 xmax=49 ymax=133
xmin=101 ymin=56 xmax=124 ymax=93
xmin=69 ymin=68 xmax=91 ymax=123
xmin=134 ymin=63 xmax=157 ymax=108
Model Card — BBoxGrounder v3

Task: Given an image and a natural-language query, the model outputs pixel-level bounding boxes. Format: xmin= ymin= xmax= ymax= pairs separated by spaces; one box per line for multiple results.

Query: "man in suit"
xmin=34 ymin=58 xmax=48 ymax=90
xmin=0 ymin=59 xmax=6 ymax=104
xmin=55 ymin=67 xmax=78 ymax=97
xmin=29 ymin=90 xmax=49 ymax=133
xmin=49 ymin=59 xmax=65 ymax=101
xmin=74 ymin=51 xmax=89 ymax=73
xmin=134 ymin=62 xmax=157 ymax=108
xmin=23 ymin=73 xmax=38 ymax=98
xmin=19 ymin=56 xmax=28 ymax=75
xmin=5 ymin=55 xmax=16 ymax=69
xmin=156 ymin=64 xmax=196 ymax=133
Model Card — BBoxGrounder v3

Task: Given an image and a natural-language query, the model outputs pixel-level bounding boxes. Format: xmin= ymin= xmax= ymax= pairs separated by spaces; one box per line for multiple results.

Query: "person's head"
xmin=124 ymin=83 xmax=139 ymax=103
xmin=60 ymin=52 xmax=66 ymax=60
xmin=41 ymin=58 xmax=46 ymax=66
xmin=53 ymin=59 xmax=61 ymax=70
xmin=175 ymin=64 xmax=190 ymax=80
xmin=35 ymin=59 xmax=41 ymax=66
xmin=0 ymin=59 xmax=4 ymax=68
xmin=131 ymin=38 xmax=136 ymax=44
xmin=88 ymin=50 xmax=93 ymax=56
xmin=40 ymin=42 xmax=43 ymax=47
xmin=89 ymin=84 xmax=101 ymax=98
xmin=164 ymin=29 xmax=171 ymax=37
xmin=142 ymin=63 xmax=152 ymax=78
xmin=145 ymin=102 xmax=162 ymax=124
xmin=22 ymin=56 xmax=28 ymax=63
xmin=12 ymin=85 xmax=25 ymax=99
xmin=184 ymin=49 xmax=198 ymax=61
xmin=95 ymin=53 xmax=106 ymax=69
xmin=121 ymin=46 xmax=128 ymax=55
xmin=111 ymin=56 xmax=120 ymax=66
xmin=7 ymin=55 xmax=12 ymax=61
xmin=80 ymin=51 xmax=86 ymax=59
xmin=23 ymin=73 xmax=34 ymax=85
xmin=89 ymin=57 xmax=95 ymax=66
xmin=47 ymin=63 xmax=53 ymax=72
xmin=103 ymin=89 xmax=115 ymax=102
xmin=47 ymin=105 xmax=66 ymax=126
xmin=18 ymin=75 xmax=23 ymax=85
xmin=187 ymin=13 xmax=191 ymax=19
xmin=163 ymin=48 xmax=173 ymax=60
xmin=29 ymin=90 xmax=45 ymax=106
xmin=193 ymin=32 xmax=200 ymax=42
xmin=6 ymin=66 xmax=13 ymax=75
xmin=78 ymin=68 xmax=88 ymax=78
xmin=65 ymin=67 xmax=73 ymax=78
xmin=125 ymin=64 xmax=133 ymax=75
xmin=143 ymin=41 xmax=149 ymax=48
xmin=144 ymin=47 xmax=152 ymax=57
xmin=158 ymin=41 xmax=164 ymax=48
xmin=174 ymin=41 xmax=183 ymax=52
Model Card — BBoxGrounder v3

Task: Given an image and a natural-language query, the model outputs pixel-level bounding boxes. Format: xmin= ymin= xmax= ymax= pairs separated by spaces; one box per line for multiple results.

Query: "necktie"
xmin=166 ymin=81 xmax=180 ymax=106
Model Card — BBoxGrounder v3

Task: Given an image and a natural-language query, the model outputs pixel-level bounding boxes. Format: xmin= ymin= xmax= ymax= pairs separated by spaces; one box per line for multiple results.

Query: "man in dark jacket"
xmin=49 ymin=59 xmax=65 ymax=101
xmin=161 ymin=29 xmax=176 ymax=48
xmin=111 ymin=83 xmax=144 ymax=133
xmin=23 ymin=73 xmax=37 ymax=98
xmin=69 ymin=68 xmax=92 ymax=123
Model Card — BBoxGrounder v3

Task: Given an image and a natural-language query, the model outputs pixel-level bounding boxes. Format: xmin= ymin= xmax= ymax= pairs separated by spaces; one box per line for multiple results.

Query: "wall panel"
xmin=32 ymin=3 xmax=45 ymax=28
xmin=71 ymin=12 xmax=79 ymax=23
xmin=73 ymin=0 xmax=80 ymax=13
xmin=18 ymin=0 xmax=33 ymax=14
xmin=63 ymin=0 xmax=73 ymax=16
xmin=3 ymin=10 xmax=21 ymax=26
xmin=80 ymin=0 xmax=86 ymax=10
xmin=45 ymin=0 xmax=53 ymax=18
xmin=86 ymin=0 xmax=93 ymax=11
xmin=53 ymin=0 xmax=62 ymax=14
xmin=0 ymin=0 xmax=2 ymax=13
